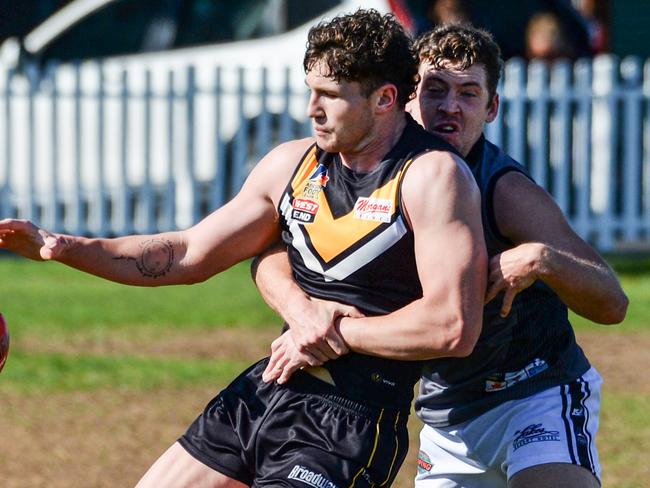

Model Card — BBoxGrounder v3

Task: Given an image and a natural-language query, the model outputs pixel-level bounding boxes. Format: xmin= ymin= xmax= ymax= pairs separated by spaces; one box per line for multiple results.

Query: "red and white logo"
xmin=354 ymin=197 xmax=393 ymax=223
xmin=293 ymin=198 xmax=319 ymax=215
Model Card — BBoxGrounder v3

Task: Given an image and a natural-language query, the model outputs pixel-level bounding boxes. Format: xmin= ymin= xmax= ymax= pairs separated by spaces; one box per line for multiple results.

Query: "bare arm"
xmin=251 ymin=244 xmax=362 ymax=362
xmin=336 ymin=151 xmax=487 ymax=359
xmin=0 ymin=139 xmax=313 ymax=286
xmin=486 ymin=171 xmax=628 ymax=324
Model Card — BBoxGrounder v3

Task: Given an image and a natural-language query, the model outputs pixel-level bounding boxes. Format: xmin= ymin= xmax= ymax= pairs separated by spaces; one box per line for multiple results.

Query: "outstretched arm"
xmin=485 ymin=171 xmax=628 ymax=324
xmin=0 ymin=139 xmax=312 ymax=287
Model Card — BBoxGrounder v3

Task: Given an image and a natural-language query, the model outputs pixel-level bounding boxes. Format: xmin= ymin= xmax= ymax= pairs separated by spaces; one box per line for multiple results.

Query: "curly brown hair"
xmin=415 ymin=24 xmax=503 ymax=100
xmin=303 ymin=9 xmax=418 ymax=108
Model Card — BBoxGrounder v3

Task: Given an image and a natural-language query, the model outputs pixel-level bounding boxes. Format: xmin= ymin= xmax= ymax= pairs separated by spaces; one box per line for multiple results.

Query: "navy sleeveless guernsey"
xmin=416 ymin=136 xmax=592 ymax=427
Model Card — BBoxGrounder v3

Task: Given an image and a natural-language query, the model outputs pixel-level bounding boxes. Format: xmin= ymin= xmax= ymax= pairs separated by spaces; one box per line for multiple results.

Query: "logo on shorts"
xmin=370 ymin=372 xmax=396 ymax=387
xmin=417 ymin=450 xmax=434 ymax=473
xmin=512 ymin=423 xmax=560 ymax=451
xmin=354 ymin=197 xmax=393 ymax=223
xmin=288 ymin=465 xmax=339 ymax=488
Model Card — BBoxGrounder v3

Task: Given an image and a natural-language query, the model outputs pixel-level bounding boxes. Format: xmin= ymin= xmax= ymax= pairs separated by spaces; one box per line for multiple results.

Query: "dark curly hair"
xmin=303 ymin=9 xmax=418 ymax=108
xmin=415 ymin=24 xmax=503 ymax=100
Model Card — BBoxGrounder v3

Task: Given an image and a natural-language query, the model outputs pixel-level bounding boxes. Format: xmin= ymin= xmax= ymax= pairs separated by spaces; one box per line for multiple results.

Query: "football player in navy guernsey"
xmin=253 ymin=23 xmax=628 ymax=488
xmin=0 ymin=10 xmax=487 ymax=488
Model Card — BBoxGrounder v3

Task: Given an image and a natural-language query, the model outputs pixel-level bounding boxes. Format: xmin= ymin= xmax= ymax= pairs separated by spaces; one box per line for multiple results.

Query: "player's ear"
xmin=486 ymin=93 xmax=499 ymax=123
xmin=374 ymin=83 xmax=398 ymax=113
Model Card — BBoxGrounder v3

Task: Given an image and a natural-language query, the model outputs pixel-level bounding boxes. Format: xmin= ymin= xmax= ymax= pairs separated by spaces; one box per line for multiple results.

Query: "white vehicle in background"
xmin=0 ymin=0 xmax=416 ymax=233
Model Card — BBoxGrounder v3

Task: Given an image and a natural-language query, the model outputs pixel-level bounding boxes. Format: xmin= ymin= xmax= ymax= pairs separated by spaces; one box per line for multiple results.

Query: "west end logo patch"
xmin=354 ymin=197 xmax=393 ymax=223
xmin=292 ymin=198 xmax=320 ymax=223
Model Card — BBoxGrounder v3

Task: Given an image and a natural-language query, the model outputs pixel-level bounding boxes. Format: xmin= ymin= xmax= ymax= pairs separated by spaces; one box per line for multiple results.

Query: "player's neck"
xmin=340 ymin=113 xmax=407 ymax=173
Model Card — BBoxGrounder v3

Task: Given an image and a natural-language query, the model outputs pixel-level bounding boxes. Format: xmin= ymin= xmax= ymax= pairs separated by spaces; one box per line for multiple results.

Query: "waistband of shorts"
xmin=287 ymin=367 xmax=410 ymax=421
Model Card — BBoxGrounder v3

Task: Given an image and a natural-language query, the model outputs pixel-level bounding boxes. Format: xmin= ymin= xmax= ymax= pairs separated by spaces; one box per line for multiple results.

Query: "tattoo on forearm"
xmin=112 ymin=238 xmax=175 ymax=278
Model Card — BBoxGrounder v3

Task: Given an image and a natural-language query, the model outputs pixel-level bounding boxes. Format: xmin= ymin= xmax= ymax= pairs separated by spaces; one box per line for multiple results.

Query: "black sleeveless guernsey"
xmin=278 ymin=116 xmax=458 ymax=409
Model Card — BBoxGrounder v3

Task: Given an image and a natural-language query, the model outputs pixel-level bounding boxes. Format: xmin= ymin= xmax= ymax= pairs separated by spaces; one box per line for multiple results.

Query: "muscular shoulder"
xmin=493 ymin=171 xmax=552 ymax=218
xmin=401 ymin=150 xmax=480 ymax=226
xmin=239 ymin=137 xmax=315 ymax=208
xmin=262 ymin=137 xmax=316 ymax=171
xmin=404 ymin=150 xmax=478 ymax=202
xmin=493 ymin=171 xmax=567 ymax=241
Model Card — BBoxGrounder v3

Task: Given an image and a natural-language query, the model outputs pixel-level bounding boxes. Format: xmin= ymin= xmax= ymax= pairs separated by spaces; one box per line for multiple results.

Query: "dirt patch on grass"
xmin=1 ymin=329 xmax=648 ymax=488
xmin=576 ymin=330 xmax=650 ymax=394
xmin=16 ymin=325 xmax=281 ymax=361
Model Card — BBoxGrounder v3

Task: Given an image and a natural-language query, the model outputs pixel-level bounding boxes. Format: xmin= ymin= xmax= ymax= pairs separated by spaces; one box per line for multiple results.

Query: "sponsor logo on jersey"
xmin=512 ymin=423 xmax=560 ymax=451
xmin=309 ymin=163 xmax=330 ymax=187
xmin=485 ymin=358 xmax=549 ymax=392
xmin=293 ymin=198 xmax=319 ymax=214
xmin=417 ymin=450 xmax=434 ymax=473
xmin=292 ymin=198 xmax=320 ymax=223
xmin=288 ymin=465 xmax=338 ymax=488
xmin=301 ymin=181 xmax=323 ymax=201
xmin=299 ymin=164 xmax=329 ymax=203
xmin=354 ymin=197 xmax=393 ymax=223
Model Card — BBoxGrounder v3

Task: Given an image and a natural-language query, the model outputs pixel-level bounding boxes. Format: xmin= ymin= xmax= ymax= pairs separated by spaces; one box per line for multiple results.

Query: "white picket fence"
xmin=1 ymin=55 xmax=649 ymax=252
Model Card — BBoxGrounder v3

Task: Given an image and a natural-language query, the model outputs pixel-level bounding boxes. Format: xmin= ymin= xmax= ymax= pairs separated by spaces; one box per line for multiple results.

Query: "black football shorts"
xmin=178 ymin=357 xmax=410 ymax=487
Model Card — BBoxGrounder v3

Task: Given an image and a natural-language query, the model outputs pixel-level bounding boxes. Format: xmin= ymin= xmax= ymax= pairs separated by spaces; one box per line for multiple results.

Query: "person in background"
xmin=574 ymin=0 xmax=609 ymax=54
xmin=525 ymin=11 xmax=577 ymax=61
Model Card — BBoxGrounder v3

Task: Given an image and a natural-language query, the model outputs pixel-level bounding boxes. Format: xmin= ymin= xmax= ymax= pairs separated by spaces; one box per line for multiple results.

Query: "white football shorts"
xmin=415 ymin=367 xmax=602 ymax=487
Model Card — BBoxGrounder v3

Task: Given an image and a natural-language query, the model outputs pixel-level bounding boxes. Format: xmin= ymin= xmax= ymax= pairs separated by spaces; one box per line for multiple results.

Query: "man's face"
xmin=305 ymin=61 xmax=375 ymax=154
xmin=408 ymin=61 xmax=498 ymax=157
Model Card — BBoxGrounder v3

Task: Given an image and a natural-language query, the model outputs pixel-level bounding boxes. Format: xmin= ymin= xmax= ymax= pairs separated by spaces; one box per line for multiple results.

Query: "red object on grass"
xmin=0 ymin=313 xmax=9 ymax=372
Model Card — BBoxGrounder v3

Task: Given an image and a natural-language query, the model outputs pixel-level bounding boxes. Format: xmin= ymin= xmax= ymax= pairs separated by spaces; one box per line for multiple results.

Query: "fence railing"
xmin=1 ymin=55 xmax=649 ymax=251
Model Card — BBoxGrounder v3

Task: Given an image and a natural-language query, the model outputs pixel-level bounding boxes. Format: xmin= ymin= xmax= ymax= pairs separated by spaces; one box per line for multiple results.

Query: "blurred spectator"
xmin=573 ymin=0 xmax=608 ymax=53
xmin=427 ymin=0 xmax=470 ymax=25
xmin=525 ymin=11 xmax=577 ymax=61
xmin=411 ymin=0 xmax=592 ymax=60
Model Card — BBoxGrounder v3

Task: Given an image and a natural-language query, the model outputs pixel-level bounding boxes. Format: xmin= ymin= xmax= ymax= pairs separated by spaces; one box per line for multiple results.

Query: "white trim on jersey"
xmin=290 ymin=216 xmax=407 ymax=282
xmin=280 ymin=193 xmax=408 ymax=282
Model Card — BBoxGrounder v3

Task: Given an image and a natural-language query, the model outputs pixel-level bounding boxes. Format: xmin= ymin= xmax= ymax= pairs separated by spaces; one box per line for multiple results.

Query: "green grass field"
xmin=1 ymin=255 xmax=648 ymax=487
xmin=1 ymin=257 xmax=277 ymax=393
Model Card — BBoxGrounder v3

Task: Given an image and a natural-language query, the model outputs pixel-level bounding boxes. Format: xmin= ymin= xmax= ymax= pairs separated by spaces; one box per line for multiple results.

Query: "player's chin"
xmin=433 ymin=130 xmax=458 ymax=147
xmin=313 ymin=133 xmax=334 ymax=149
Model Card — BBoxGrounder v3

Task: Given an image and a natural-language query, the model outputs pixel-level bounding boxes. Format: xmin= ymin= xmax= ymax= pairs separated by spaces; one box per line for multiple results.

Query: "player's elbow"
xmin=438 ymin=312 xmax=482 ymax=358
xmin=601 ymin=291 xmax=629 ymax=325
xmin=449 ymin=319 xmax=481 ymax=357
